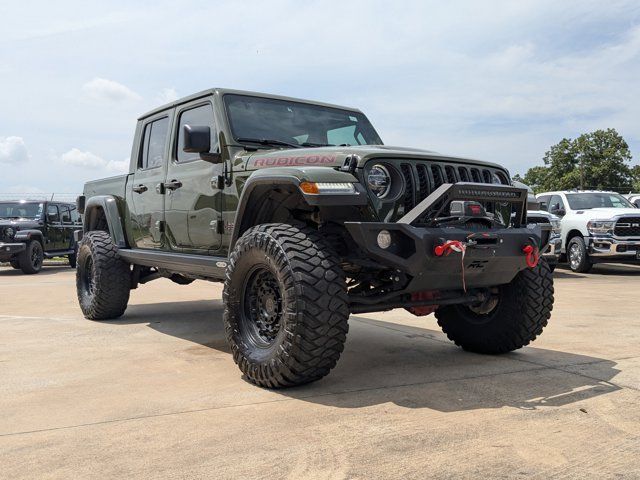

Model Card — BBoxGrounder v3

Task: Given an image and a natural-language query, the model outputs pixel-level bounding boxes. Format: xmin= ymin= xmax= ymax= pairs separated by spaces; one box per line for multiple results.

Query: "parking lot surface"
xmin=1 ymin=263 xmax=639 ymax=479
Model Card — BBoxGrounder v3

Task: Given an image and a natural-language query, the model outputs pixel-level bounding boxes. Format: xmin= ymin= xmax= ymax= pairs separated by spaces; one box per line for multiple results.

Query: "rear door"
xmin=128 ymin=113 xmax=172 ymax=249
xmin=44 ymin=204 xmax=63 ymax=252
xmin=59 ymin=205 xmax=75 ymax=250
xmin=164 ymin=100 xmax=222 ymax=253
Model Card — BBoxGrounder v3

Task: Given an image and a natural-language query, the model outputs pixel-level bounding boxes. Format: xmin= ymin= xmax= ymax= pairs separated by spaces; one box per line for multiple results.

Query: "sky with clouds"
xmin=1 ymin=0 xmax=640 ymax=194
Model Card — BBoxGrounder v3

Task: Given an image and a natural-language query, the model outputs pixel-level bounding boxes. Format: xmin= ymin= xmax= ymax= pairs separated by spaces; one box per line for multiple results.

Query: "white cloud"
xmin=0 ymin=136 xmax=29 ymax=163
xmin=59 ymin=148 xmax=129 ymax=174
xmin=157 ymin=87 xmax=179 ymax=104
xmin=82 ymin=77 xmax=141 ymax=103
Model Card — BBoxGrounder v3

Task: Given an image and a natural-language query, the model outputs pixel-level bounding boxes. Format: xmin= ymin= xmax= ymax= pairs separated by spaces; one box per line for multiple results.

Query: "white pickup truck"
xmin=537 ymin=190 xmax=640 ymax=272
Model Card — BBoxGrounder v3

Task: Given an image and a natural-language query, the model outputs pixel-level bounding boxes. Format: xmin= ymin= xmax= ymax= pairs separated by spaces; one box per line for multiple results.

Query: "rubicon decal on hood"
xmin=251 ymin=155 xmax=337 ymax=168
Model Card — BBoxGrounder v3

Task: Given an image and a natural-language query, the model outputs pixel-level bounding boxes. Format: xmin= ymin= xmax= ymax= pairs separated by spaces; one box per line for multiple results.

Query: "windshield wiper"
xmin=236 ymin=137 xmax=302 ymax=149
xmin=299 ymin=142 xmax=335 ymax=147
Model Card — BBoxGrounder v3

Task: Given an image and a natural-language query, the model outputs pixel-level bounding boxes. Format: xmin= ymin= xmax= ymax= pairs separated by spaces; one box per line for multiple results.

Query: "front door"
xmin=164 ymin=101 xmax=222 ymax=253
xmin=128 ymin=114 xmax=171 ymax=249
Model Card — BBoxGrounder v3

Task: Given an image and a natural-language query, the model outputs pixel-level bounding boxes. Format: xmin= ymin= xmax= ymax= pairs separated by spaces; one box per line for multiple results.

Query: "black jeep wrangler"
xmin=0 ymin=200 xmax=82 ymax=274
xmin=76 ymin=89 xmax=555 ymax=388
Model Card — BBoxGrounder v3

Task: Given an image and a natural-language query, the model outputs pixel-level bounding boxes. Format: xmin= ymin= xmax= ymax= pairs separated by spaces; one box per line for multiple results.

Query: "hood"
xmin=572 ymin=208 xmax=640 ymax=219
xmin=0 ymin=218 xmax=40 ymax=227
xmin=238 ymin=145 xmax=506 ymax=172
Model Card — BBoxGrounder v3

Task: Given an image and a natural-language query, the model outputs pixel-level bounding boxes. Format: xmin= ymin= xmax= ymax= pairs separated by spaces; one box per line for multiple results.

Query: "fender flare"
xmin=83 ymin=195 xmax=128 ymax=248
xmin=13 ymin=229 xmax=44 ymax=243
xmin=229 ymin=167 xmax=366 ymax=249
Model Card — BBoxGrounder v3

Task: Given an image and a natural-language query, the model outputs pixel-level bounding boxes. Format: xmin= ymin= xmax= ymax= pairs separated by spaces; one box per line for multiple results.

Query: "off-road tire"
xmin=68 ymin=246 xmax=77 ymax=269
xmin=10 ymin=258 xmax=20 ymax=269
xmin=435 ymin=260 xmax=554 ymax=354
xmin=567 ymin=236 xmax=592 ymax=273
xmin=19 ymin=240 xmax=44 ymax=274
xmin=76 ymin=231 xmax=131 ymax=320
xmin=223 ymin=223 xmax=349 ymax=388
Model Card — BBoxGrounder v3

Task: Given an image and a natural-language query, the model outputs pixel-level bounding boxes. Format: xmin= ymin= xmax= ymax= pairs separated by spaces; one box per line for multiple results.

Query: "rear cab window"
xmin=139 ymin=116 xmax=170 ymax=169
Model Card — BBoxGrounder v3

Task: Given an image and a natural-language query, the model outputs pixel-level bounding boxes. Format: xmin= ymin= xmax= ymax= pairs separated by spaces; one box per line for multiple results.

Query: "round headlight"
xmin=5 ymin=227 xmax=14 ymax=238
xmin=367 ymin=164 xmax=391 ymax=198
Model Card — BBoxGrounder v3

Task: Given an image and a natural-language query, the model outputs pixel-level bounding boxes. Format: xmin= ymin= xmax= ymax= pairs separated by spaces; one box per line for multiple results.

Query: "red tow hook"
xmin=522 ymin=245 xmax=540 ymax=268
xmin=434 ymin=240 xmax=466 ymax=257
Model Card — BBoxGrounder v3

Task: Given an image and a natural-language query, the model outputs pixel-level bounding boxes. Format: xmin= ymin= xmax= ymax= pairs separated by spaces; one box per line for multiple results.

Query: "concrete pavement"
xmin=1 ymin=263 xmax=639 ymax=479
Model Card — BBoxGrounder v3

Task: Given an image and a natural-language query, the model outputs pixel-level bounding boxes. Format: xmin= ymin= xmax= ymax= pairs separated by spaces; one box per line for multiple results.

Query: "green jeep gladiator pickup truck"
xmin=76 ymin=88 xmax=554 ymax=388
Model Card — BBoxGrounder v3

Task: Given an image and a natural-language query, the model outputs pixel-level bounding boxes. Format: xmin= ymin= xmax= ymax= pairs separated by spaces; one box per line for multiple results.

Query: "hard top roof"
xmin=138 ymin=88 xmax=364 ymax=121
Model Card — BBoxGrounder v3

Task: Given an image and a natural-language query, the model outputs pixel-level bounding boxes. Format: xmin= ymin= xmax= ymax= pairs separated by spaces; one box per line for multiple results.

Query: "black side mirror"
xmin=183 ymin=125 xmax=222 ymax=164
xmin=550 ymin=206 xmax=566 ymax=216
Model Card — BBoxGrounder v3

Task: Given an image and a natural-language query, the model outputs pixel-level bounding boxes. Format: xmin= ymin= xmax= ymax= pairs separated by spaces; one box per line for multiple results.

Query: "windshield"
xmin=224 ymin=94 xmax=383 ymax=148
xmin=0 ymin=202 xmax=43 ymax=219
xmin=566 ymin=193 xmax=634 ymax=210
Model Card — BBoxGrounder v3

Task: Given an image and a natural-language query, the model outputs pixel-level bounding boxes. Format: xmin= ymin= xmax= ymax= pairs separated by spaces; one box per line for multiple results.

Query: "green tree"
xmin=631 ymin=165 xmax=640 ymax=192
xmin=518 ymin=129 xmax=635 ymax=193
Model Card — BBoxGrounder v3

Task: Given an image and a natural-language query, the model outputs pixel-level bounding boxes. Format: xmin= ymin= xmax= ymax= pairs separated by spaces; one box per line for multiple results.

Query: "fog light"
xmin=377 ymin=230 xmax=392 ymax=249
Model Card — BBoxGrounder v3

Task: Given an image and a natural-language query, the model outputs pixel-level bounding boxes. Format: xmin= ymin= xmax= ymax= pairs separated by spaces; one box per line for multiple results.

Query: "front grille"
xmin=400 ymin=163 xmax=415 ymax=213
xmin=614 ymin=217 xmax=640 ymax=237
xmin=395 ymin=161 xmax=510 ymax=210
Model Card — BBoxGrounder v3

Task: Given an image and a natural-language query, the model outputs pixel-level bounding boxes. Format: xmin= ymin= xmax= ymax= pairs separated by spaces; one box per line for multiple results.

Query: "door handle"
xmin=164 ymin=179 xmax=183 ymax=191
xmin=132 ymin=184 xmax=148 ymax=194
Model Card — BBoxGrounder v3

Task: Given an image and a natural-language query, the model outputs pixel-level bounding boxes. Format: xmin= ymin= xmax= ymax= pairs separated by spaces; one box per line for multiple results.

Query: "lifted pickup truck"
xmin=76 ymin=88 xmax=554 ymax=388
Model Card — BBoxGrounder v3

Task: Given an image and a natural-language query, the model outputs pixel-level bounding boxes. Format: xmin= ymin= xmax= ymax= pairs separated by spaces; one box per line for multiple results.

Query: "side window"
xmin=60 ymin=206 xmax=72 ymax=224
xmin=176 ymin=103 xmax=217 ymax=163
xmin=549 ymin=195 xmax=565 ymax=213
xmin=537 ymin=195 xmax=551 ymax=211
xmin=139 ymin=117 xmax=170 ymax=169
xmin=70 ymin=207 xmax=81 ymax=225
xmin=46 ymin=204 xmax=60 ymax=223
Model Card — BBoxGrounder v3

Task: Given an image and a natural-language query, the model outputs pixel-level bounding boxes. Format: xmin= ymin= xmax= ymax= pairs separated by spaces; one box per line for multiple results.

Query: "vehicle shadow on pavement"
xmin=0 ymin=265 xmax=72 ymax=276
xmin=116 ymin=299 xmax=621 ymax=413
xmin=554 ymin=264 xmax=640 ymax=277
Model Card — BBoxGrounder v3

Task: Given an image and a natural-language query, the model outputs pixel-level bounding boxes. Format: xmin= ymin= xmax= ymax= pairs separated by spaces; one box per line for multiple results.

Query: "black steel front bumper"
xmin=0 ymin=242 xmax=26 ymax=260
xmin=344 ymin=182 xmax=547 ymax=293
xmin=345 ymin=222 xmax=545 ymax=291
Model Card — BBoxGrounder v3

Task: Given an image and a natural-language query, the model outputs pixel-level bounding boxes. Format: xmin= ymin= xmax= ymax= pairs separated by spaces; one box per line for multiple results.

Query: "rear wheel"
xmin=567 ymin=236 xmax=592 ymax=273
xmin=76 ymin=231 xmax=131 ymax=320
xmin=223 ymin=223 xmax=349 ymax=388
xmin=435 ymin=260 xmax=554 ymax=354
xmin=19 ymin=241 xmax=44 ymax=274
xmin=68 ymin=245 xmax=77 ymax=268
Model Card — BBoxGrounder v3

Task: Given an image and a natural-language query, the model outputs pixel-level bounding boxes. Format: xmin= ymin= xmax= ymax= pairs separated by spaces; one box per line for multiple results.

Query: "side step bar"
xmin=117 ymin=249 xmax=228 ymax=280
xmin=44 ymin=249 xmax=74 ymax=258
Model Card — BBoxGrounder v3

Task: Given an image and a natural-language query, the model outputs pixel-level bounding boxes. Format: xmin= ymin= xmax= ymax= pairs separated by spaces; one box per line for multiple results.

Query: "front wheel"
xmin=76 ymin=231 xmax=131 ymax=320
xmin=223 ymin=224 xmax=349 ymax=388
xmin=567 ymin=236 xmax=592 ymax=273
xmin=19 ymin=241 xmax=44 ymax=274
xmin=435 ymin=260 xmax=554 ymax=354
